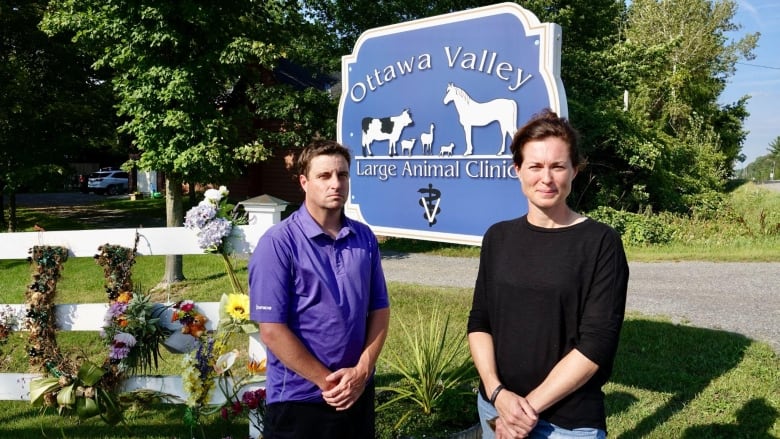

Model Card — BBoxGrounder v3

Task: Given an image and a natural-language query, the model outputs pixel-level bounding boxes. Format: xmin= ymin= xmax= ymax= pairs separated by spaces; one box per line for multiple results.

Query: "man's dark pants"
xmin=263 ymin=384 xmax=375 ymax=439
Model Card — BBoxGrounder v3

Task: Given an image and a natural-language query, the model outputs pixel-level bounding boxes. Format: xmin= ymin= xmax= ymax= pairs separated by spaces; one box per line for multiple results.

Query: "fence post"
xmin=240 ymin=194 xmax=289 ymax=232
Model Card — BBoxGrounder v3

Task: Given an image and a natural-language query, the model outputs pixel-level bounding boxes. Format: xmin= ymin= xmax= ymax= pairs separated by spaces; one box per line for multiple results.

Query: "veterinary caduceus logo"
xmin=418 ymin=183 xmax=441 ymax=227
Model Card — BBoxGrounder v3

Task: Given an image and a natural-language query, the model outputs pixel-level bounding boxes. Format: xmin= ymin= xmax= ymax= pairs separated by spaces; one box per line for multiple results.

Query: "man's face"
xmin=300 ymin=154 xmax=350 ymax=212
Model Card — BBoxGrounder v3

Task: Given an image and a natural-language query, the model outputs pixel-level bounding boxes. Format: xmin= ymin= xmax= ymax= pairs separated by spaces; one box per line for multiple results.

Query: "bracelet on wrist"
xmin=489 ymin=384 xmax=504 ymax=405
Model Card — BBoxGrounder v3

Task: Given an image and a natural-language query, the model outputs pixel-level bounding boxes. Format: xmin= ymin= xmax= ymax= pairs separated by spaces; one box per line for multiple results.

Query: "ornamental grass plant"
xmin=376 ymin=304 xmax=477 ymax=434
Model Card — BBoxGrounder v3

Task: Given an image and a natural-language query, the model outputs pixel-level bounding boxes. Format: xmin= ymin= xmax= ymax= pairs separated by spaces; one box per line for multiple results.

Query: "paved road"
xmin=761 ymin=181 xmax=780 ymax=192
xmin=381 ymin=252 xmax=780 ymax=353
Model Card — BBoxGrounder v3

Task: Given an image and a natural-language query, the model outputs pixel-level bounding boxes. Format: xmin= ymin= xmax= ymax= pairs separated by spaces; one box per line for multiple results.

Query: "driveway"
xmin=380 ymin=253 xmax=780 ymax=353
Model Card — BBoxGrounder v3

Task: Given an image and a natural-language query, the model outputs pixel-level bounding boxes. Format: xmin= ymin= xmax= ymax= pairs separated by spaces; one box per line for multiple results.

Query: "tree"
xmin=42 ymin=0 xmax=337 ymax=287
xmin=621 ymin=0 xmax=757 ymax=210
xmin=0 ymin=1 xmax=117 ymax=232
xmin=302 ymin=0 xmax=498 ymax=60
xmin=768 ymin=136 xmax=780 ymax=157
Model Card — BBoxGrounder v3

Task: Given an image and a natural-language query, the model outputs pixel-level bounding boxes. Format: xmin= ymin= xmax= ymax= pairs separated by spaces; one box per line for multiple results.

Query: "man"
xmin=249 ymin=139 xmax=391 ymax=439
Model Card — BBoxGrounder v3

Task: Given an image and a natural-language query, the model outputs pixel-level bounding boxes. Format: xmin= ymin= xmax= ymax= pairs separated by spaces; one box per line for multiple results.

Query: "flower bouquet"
xmin=209 ymin=349 xmax=267 ymax=436
xmin=184 ymin=186 xmax=248 ymax=295
xmin=101 ymin=290 xmax=170 ymax=374
xmin=174 ymin=294 xmax=265 ymax=437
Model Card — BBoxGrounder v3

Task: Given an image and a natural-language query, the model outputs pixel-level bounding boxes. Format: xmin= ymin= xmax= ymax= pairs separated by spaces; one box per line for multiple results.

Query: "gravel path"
xmin=380 ymin=253 xmax=780 ymax=353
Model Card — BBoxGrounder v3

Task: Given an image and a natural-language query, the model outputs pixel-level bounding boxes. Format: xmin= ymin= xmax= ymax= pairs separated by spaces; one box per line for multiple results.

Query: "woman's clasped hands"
xmin=493 ymin=389 xmax=539 ymax=439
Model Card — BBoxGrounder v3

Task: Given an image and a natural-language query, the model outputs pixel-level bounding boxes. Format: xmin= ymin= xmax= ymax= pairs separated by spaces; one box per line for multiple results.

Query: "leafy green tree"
xmin=0 ymin=0 xmax=116 ymax=231
xmin=743 ymin=154 xmax=777 ymax=183
xmin=302 ymin=0 xmax=497 ymax=60
xmin=42 ymin=0 xmax=337 ymax=286
xmin=768 ymin=136 xmax=780 ymax=157
xmin=519 ymin=0 xmax=636 ymax=211
xmin=622 ymin=0 xmax=757 ymax=210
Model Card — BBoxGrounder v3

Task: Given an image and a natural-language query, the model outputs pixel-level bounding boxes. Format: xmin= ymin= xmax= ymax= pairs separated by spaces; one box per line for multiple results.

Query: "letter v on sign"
xmin=420 ymin=196 xmax=441 ymax=224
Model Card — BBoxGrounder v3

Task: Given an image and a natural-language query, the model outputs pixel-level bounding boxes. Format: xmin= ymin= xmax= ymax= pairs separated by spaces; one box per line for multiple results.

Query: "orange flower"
xmin=117 ymin=317 xmax=128 ymax=328
xmin=247 ymin=358 xmax=267 ymax=375
xmin=117 ymin=291 xmax=133 ymax=303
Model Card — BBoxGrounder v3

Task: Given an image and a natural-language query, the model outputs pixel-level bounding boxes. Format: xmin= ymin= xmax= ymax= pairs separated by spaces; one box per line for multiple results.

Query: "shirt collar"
xmin=297 ymin=206 xmax=354 ymax=240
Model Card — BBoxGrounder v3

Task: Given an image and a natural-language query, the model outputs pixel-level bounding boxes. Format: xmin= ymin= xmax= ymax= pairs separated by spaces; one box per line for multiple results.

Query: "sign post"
xmin=339 ymin=2 xmax=566 ymax=245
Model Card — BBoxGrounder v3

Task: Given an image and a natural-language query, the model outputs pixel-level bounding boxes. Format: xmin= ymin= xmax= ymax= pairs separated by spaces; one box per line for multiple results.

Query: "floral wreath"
xmin=25 ymin=239 xmax=172 ymax=425
xmin=20 ymin=186 xmax=266 ymax=436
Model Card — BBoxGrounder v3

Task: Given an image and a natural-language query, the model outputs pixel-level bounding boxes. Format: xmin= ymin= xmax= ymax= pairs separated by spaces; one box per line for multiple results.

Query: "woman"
xmin=467 ymin=109 xmax=629 ymax=439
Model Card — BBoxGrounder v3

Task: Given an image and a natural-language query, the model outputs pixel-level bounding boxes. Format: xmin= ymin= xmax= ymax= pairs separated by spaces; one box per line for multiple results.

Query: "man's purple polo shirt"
xmin=248 ymin=206 xmax=389 ymax=404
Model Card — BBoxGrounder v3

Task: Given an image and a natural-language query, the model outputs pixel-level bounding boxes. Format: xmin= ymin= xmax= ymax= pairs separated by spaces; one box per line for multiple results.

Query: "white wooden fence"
xmin=0 ymin=194 xmax=288 ymax=438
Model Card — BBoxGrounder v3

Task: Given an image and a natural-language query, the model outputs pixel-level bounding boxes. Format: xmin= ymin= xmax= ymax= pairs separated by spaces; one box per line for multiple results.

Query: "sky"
xmin=719 ymin=0 xmax=780 ymax=166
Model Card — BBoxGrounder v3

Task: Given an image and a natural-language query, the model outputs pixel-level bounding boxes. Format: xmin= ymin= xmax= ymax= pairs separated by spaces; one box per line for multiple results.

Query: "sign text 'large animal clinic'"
xmin=339 ymin=2 xmax=566 ymax=245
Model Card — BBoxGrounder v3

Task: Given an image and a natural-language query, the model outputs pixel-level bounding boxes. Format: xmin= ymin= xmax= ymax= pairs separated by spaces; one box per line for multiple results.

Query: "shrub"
xmin=588 ymin=206 xmax=674 ymax=246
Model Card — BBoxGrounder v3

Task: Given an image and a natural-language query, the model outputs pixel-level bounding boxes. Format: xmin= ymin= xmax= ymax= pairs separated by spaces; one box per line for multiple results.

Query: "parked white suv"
xmin=87 ymin=169 xmax=129 ymax=195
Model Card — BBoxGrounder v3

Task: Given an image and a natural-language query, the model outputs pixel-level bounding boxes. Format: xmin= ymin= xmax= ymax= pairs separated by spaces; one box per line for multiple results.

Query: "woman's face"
xmin=515 ymin=136 xmax=577 ymax=212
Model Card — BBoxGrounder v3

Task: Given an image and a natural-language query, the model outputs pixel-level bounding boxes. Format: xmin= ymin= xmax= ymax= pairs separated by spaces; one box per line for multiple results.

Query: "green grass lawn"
xmin=4 ymin=280 xmax=776 ymax=438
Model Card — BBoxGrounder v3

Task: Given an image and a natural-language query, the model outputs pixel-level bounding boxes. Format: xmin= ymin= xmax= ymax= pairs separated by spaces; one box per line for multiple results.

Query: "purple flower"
xmin=196 ymin=217 xmax=232 ymax=250
xmin=194 ymin=337 xmax=215 ymax=380
xmin=110 ymin=332 xmax=136 ymax=360
xmin=107 ymin=301 xmax=128 ymax=319
xmin=110 ymin=344 xmax=131 ymax=360
xmin=184 ymin=203 xmax=217 ymax=230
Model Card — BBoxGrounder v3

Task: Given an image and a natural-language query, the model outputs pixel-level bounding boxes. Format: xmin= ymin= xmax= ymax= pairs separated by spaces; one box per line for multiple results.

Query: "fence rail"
xmin=0 ymin=196 xmax=286 ymax=438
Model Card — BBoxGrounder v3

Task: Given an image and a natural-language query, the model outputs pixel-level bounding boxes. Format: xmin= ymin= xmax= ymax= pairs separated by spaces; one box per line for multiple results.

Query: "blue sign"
xmin=339 ymin=3 xmax=566 ymax=245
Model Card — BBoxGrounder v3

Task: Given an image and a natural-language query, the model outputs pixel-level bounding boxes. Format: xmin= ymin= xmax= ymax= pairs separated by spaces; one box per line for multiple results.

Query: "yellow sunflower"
xmin=225 ymin=293 xmax=250 ymax=321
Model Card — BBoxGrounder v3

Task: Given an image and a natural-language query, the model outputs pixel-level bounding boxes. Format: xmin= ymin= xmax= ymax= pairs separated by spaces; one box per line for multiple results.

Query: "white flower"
xmin=214 ymin=349 xmax=239 ymax=375
xmin=204 ymin=188 xmax=223 ymax=204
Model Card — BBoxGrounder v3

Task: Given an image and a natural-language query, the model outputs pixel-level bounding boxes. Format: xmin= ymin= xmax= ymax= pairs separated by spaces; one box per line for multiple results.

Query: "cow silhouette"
xmin=361 ymin=109 xmax=414 ymax=157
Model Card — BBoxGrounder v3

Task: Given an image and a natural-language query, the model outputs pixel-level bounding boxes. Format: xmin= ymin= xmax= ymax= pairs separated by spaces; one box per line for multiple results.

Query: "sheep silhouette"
xmin=400 ymin=138 xmax=417 ymax=156
xmin=439 ymin=142 xmax=455 ymax=157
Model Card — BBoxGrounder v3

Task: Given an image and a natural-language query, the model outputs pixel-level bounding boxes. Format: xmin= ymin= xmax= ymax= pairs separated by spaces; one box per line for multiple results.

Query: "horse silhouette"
xmin=443 ymin=83 xmax=517 ymax=156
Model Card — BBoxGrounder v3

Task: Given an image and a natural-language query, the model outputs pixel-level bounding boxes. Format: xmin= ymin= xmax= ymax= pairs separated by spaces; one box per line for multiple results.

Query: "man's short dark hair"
xmin=296 ymin=139 xmax=352 ymax=178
